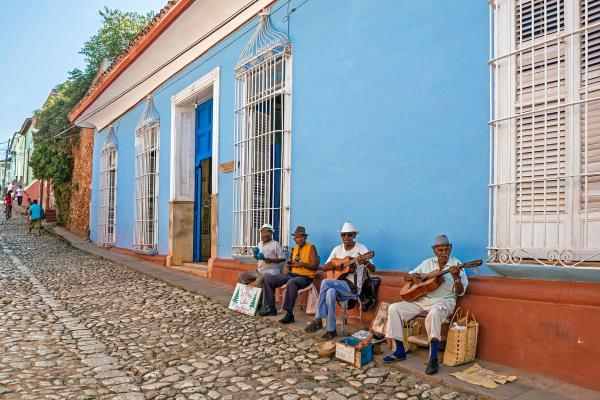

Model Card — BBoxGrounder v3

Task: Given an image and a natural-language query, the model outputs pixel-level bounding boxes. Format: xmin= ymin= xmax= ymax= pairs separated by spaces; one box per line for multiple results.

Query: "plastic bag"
xmin=305 ymin=284 xmax=319 ymax=314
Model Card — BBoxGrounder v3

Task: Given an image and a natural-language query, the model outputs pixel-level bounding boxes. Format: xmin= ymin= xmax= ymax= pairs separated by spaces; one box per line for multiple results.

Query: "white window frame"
xmin=98 ymin=126 xmax=118 ymax=246
xmin=232 ymin=10 xmax=292 ymax=256
xmin=489 ymin=0 xmax=600 ymax=267
xmin=134 ymin=96 xmax=160 ymax=253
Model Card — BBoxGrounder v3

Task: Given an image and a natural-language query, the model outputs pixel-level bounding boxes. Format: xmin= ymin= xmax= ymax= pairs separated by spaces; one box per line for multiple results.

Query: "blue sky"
xmin=0 ymin=0 xmax=167 ymax=145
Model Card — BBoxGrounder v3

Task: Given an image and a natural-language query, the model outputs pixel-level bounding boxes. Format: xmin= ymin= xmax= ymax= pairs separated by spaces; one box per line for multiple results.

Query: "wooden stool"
xmin=405 ymin=314 xmax=450 ymax=348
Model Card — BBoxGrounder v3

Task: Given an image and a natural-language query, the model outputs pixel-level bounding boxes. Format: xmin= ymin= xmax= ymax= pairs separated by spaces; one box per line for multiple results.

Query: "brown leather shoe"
xmin=304 ymin=318 xmax=323 ymax=333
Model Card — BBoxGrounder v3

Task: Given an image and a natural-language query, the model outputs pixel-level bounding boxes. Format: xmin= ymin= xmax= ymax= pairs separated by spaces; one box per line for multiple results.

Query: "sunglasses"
xmin=341 ymin=233 xmax=354 ymax=237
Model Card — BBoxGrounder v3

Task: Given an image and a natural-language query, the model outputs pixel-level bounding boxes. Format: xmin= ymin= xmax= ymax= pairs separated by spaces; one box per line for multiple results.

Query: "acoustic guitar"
xmin=399 ymin=259 xmax=482 ymax=301
xmin=324 ymin=251 xmax=375 ymax=280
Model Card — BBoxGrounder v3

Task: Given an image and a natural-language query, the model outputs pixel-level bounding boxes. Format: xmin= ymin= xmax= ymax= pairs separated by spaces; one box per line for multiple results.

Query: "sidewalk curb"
xmin=42 ymin=223 xmax=597 ymax=400
xmin=41 ymin=223 xmax=504 ymax=400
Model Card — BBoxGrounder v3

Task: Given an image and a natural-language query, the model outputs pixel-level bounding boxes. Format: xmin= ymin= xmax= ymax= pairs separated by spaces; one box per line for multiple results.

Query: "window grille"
xmin=98 ymin=125 xmax=118 ymax=246
xmin=134 ymin=95 xmax=160 ymax=253
xmin=232 ymin=10 xmax=292 ymax=255
xmin=489 ymin=0 xmax=600 ymax=266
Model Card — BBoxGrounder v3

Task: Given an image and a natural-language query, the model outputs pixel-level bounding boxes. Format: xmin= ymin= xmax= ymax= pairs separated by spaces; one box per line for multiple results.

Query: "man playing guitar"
xmin=304 ymin=222 xmax=375 ymax=340
xmin=384 ymin=234 xmax=468 ymax=376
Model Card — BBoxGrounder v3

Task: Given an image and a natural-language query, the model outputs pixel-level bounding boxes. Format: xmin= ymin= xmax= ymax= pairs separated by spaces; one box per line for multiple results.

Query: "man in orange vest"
xmin=257 ymin=226 xmax=319 ymax=324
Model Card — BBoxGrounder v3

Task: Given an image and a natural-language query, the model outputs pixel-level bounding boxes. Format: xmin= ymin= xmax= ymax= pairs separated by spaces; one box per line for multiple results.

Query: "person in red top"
xmin=4 ymin=190 xmax=13 ymax=219
xmin=4 ymin=191 xmax=13 ymax=206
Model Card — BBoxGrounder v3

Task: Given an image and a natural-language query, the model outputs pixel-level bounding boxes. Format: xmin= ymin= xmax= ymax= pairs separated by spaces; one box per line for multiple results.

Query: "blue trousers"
xmin=315 ymin=279 xmax=355 ymax=332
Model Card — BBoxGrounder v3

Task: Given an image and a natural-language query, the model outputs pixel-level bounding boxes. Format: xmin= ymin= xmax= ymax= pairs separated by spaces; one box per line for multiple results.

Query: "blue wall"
xmin=90 ymin=0 xmax=490 ymax=272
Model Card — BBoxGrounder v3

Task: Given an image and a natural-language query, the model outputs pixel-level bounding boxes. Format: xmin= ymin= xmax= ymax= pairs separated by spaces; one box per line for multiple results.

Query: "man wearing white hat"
xmin=237 ymin=223 xmax=286 ymax=287
xmin=304 ymin=222 xmax=375 ymax=340
xmin=383 ymin=234 xmax=468 ymax=376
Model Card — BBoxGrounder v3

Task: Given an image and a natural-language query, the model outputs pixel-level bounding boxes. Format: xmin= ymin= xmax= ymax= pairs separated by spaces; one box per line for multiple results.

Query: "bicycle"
xmin=4 ymin=204 xmax=12 ymax=220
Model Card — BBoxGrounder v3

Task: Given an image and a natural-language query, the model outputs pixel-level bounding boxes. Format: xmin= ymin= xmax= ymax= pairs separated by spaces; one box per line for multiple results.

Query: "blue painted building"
xmin=70 ymin=0 xmax=600 ymax=389
xmin=72 ymin=0 xmax=489 ymax=272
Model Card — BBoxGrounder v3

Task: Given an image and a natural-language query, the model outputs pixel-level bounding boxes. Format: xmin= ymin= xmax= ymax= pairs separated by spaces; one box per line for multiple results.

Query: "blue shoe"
xmin=383 ymin=354 xmax=407 ymax=363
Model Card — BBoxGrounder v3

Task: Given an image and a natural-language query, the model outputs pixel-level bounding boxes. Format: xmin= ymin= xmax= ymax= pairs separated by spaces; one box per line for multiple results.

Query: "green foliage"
xmin=53 ymin=181 xmax=72 ymax=226
xmin=31 ymin=7 xmax=152 ymax=223
xmin=80 ymin=7 xmax=154 ymax=77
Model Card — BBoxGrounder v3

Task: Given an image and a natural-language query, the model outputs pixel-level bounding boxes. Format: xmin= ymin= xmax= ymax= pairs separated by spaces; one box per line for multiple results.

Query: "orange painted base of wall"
xmin=109 ymin=246 xmax=167 ymax=266
xmin=209 ymin=258 xmax=600 ymax=391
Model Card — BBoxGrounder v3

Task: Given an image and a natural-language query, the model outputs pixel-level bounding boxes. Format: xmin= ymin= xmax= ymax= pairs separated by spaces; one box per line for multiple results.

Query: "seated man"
xmin=305 ymin=222 xmax=375 ymax=340
xmin=384 ymin=234 xmax=468 ymax=376
xmin=256 ymin=226 xmax=319 ymax=323
xmin=238 ymin=223 xmax=285 ymax=287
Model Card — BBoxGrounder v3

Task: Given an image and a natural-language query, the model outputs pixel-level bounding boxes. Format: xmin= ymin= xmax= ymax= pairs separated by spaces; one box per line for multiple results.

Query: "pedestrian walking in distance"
xmin=16 ymin=186 xmax=24 ymax=206
xmin=28 ymin=199 xmax=43 ymax=236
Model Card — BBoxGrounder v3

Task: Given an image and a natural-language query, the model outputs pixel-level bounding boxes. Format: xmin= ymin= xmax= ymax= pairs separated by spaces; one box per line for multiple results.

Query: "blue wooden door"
xmin=193 ymin=99 xmax=213 ymax=262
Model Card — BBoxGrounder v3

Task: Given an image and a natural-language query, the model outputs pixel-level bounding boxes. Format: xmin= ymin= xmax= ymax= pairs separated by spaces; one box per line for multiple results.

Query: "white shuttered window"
xmin=232 ymin=10 xmax=291 ymax=256
xmin=98 ymin=126 xmax=118 ymax=246
xmin=134 ymin=96 xmax=160 ymax=253
xmin=490 ymin=0 xmax=600 ymax=266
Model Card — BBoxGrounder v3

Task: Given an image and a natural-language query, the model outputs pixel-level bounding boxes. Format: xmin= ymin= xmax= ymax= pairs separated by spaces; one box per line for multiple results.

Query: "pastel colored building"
xmin=69 ymin=0 xmax=600 ymax=390
xmin=8 ymin=128 xmax=26 ymax=186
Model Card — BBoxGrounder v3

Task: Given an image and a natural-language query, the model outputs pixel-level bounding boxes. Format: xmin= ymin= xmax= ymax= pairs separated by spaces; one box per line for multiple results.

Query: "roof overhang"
xmin=70 ymin=0 xmax=274 ymax=130
xmin=19 ymin=117 xmax=33 ymax=135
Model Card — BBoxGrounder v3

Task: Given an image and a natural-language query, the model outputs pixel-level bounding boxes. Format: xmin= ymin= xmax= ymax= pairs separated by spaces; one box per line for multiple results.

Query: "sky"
xmin=0 ymin=0 xmax=167 ymax=145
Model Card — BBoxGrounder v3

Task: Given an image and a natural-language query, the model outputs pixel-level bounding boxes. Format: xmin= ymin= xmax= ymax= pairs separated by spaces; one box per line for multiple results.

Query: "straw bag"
xmin=443 ymin=307 xmax=479 ymax=366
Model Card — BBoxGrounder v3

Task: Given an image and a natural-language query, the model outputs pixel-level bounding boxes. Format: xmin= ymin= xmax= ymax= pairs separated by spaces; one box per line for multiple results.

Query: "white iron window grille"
xmin=98 ymin=125 xmax=118 ymax=246
xmin=489 ymin=0 xmax=600 ymax=267
xmin=134 ymin=95 xmax=160 ymax=253
xmin=232 ymin=9 xmax=292 ymax=255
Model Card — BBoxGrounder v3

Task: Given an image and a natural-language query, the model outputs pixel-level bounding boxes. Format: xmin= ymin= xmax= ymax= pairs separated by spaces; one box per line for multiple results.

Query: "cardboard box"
xmin=335 ymin=337 xmax=373 ymax=368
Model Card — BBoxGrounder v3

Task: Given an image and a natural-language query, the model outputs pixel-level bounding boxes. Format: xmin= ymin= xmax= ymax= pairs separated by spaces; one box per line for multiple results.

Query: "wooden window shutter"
xmin=580 ymin=0 xmax=600 ymax=211
xmin=515 ymin=0 xmax=566 ymax=214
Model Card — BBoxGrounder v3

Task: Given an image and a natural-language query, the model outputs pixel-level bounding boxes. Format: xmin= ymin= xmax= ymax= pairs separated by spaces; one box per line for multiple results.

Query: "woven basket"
xmin=443 ymin=308 xmax=479 ymax=366
xmin=317 ymin=340 xmax=336 ymax=358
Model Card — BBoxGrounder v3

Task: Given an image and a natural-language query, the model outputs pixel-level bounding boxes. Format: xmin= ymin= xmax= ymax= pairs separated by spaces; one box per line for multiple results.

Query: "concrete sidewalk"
xmin=45 ymin=223 xmax=599 ymax=400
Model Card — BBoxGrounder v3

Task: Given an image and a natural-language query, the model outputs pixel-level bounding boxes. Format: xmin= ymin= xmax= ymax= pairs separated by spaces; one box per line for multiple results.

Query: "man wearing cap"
xmin=383 ymin=234 xmax=468 ymax=376
xmin=238 ymin=223 xmax=286 ymax=287
xmin=305 ymin=222 xmax=375 ymax=340
xmin=256 ymin=226 xmax=319 ymax=323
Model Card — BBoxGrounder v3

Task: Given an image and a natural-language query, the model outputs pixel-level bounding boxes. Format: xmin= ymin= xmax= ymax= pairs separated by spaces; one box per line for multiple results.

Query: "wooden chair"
xmin=339 ymin=296 xmax=363 ymax=335
xmin=277 ymin=282 xmax=315 ymax=313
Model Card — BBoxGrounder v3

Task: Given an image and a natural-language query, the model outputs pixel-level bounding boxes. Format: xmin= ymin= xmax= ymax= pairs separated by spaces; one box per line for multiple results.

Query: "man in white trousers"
xmin=384 ymin=234 xmax=468 ymax=375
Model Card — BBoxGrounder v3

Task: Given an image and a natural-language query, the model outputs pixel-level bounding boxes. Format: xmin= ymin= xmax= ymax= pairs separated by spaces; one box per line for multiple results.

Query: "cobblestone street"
xmin=0 ymin=216 xmax=480 ymax=400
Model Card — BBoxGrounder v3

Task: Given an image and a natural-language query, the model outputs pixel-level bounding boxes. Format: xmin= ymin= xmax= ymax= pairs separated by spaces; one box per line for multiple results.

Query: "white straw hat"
xmin=339 ymin=222 xmax=359 ymax=234
xmin=260 ymin=223 xmax=274 ymax=232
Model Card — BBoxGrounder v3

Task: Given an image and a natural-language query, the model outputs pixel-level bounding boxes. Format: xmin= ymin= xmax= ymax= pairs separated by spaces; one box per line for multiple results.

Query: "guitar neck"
xmin=425 ymin=260 xmax=482 ymax=279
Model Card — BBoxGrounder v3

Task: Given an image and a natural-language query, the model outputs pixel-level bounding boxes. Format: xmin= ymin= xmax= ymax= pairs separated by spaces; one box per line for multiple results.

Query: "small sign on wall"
xmin=219 ymin=161 xmax=235 ymax=173
xmin=229 ymin=283 xmax=261 ymax=316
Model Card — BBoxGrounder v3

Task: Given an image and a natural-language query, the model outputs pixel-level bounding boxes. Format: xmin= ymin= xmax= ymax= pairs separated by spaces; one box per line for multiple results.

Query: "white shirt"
xmin=410 ymin=256 xmax=469 ymax=301
xmin=326 ymin=242 xmax=373 ymax=292
xmin=16 ymin=188 xmax=24 ymax=197
xmin=256 ymin=239 xmax=285 ymax=275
